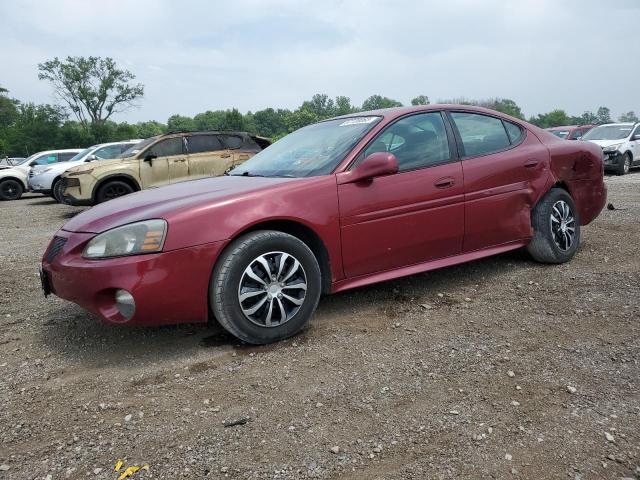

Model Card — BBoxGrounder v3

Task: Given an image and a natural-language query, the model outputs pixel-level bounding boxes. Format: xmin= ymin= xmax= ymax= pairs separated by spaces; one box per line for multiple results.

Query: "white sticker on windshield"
xmin=339 ymin=117 xmax=378 ymax=126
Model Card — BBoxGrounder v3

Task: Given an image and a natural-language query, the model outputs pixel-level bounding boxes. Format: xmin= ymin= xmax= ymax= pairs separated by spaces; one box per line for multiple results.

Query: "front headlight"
xmin=603 ymin=144 xmax=622 ymax=153
xmin=67 ymin=169 xmax=93 ymax=176
xmin=83 ymin=220 xmax=167 ymax=259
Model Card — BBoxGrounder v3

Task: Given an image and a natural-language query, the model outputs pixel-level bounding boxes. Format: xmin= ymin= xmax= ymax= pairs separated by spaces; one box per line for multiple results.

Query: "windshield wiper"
xmin=228 ymin=171 xmax=265 ymax=177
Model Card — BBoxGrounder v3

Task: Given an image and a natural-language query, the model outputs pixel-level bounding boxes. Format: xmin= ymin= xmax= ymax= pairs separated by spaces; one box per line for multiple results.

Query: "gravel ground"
xmin=1 ymin=176 xmax=639 ymax=480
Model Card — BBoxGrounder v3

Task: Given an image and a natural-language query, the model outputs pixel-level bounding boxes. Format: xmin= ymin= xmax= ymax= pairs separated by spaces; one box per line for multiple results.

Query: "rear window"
xmin=222 ymin=135 xmax=243 ymax=150
xmin=504 ymin=121 xmax=524 ymax=144
xmin=187 ymin=135 xmax=223 ymax=154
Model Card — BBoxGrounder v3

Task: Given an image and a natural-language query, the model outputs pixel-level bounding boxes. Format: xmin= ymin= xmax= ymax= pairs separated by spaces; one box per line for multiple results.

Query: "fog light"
xmin=115 ymin=289 xmax=135 ymax=320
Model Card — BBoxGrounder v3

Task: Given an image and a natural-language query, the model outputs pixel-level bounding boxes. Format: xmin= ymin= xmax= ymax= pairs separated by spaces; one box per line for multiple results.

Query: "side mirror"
xmin=633 ymin=134 xmax=640 ymax=141
xmin=143 ymin=152 xmax=157 ymax=163
xmin=85 ymin=155 xmax=97 ymax=162
xmin=337 ymin=152 xmax=399 ymax=185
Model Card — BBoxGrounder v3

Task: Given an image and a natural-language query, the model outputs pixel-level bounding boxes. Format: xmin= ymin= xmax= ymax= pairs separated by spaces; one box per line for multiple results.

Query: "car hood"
xmin=65 ymin=157 xmax=126 ymax=175
xmin=62 ymin=175 xmax=302 ymax=234
xmin=585 ymin=139 xmax=626 ymax=148
xmin=33 ymin=160 xmax=85 ymax=175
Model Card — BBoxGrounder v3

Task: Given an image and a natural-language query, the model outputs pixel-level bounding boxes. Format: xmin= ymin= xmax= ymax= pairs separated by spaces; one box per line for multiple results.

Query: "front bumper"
xmin=28 ymin=175 xmax=53 ymax=194
xmin=602 ymin=151 xmax=622 ymax=169
xmin=41 ymin=229 xmax=226 ymax=326
xmin=60 ymin=176 xmax=95 ymax=205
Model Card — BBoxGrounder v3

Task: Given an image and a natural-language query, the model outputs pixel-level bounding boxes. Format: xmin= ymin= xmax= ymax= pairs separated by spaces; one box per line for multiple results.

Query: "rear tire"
xmin=210 ymin=230 xmax=322 ymax=344
xmin=96 ymin=180 xmax=134 ymax=203
xmin=616 ymin=153 xmax=631 ymax=176
xmin=527 ymin=188 xmax=580 ymax=264
xmin=0 ymin=179 xmax=23 ymax=201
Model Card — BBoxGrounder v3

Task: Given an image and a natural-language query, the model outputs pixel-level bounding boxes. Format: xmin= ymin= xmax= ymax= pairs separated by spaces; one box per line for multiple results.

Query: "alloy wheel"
xmin=103 ymin=184 xmax=129 ymax=199
xmin=237 ymin=251 xmax=307 ymax=327
xmin=550 ymin=200 xmax=576 ymax=252
xmin=1 ymin=180 xmax=20 ymax=200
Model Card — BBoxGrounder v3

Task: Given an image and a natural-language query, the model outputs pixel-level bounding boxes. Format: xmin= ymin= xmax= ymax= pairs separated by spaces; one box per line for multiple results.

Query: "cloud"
xmin=1 ymin=0 xmax=637 ymax=122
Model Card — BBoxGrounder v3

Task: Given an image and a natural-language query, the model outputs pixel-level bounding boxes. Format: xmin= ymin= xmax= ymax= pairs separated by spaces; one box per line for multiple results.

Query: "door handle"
xmin=434 ymin=177 xmax=455 ymax=188
xmin=524 ymin=159 xmax=539 ymax=169
xmin=221 ymin=153 xmax=231 ymax=158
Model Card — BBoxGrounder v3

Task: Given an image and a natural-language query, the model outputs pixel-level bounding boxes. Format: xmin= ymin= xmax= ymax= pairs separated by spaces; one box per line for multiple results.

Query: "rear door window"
xmin=222 ymin=135 xmax=243 ymax=150
xmin=187 ymin=135 xmax=224 ymax=154
xmin=58 ymin=152 xmax=77 ymax=162
xmin=93 ymin=145 xmax=124 ymax=160
xmin=450 ymin=112 xmax=512 ymax=157
xmin=147 ymin=138 xmax=184 ymax=157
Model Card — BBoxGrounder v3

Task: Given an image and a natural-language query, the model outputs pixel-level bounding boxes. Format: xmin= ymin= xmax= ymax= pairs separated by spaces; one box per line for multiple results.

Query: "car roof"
xmin=330 ymin=104 xmax=527 ymax=123
xmin=32 ymin=148 xmax=83 ymax=155
xmin=597 ymin=122 xmax=636 ymax=127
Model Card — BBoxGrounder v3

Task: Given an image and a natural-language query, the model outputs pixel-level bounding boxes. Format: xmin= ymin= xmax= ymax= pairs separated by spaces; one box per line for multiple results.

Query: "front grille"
xmin=29 ymin=170 xmax=36 ymax=177
xmin=45 ymin=236 xmax=67 ymax=263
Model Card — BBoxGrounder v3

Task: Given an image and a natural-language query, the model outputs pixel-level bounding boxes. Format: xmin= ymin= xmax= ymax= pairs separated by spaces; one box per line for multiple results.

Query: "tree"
xmin=411 ymin=95 xmax=430 ymax=106
xmin=528 ymin=109 xmax=570 ymax=128
xmin=486 ymin=98 xmax=524 ymax=119
xmin=618 ymin=111 xmax=638 ymax=123
xmin=595 ymin=106 xmax=612 ymax=125
xmin=167 ymin=114 xmax=196 ymax=131
xmin=222 ymin=108 xmax=245 ymax=130
xmin=38 ymin=56 xmax=144 ymax=129
xmin=252 ymin=108 xmax=290 ymax=138
xmin=194 ymin=110 xmax=226 ymax=131
xmin=300 ymin=94 xmax=335 ymax=119
xmin=361 ymin=95 xmax=403 ymax=110
xmin=136 ymin=120 xmax=166 ymax=138
xmin=334 ymin=96 xmax=356 ymax=116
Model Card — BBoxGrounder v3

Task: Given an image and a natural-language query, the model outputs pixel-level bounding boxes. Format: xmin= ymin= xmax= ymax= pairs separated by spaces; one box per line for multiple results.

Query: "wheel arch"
xmin=224 ymin=219 xmax=332 ymax=295
xmin=91 ymin=174 xmax=141 ymax=203
xmin=0 ymin=175 xmax=27 ymax=190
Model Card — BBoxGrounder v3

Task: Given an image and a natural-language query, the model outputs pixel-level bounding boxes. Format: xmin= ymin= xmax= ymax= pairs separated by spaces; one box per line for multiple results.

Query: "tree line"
xmin=1 ymin=56 xmax=638 ymax=157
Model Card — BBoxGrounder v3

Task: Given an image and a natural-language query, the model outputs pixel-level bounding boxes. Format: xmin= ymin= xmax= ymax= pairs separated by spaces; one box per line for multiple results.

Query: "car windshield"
xmin=582 ymin=125 xmax=633 ymax=141
xmin=551 ymin=130 xmax=569 ymax=139
xmin=229 ymin=117 xmax=382 ymax=178
xmin=69 ymin=147 xmax=96 ymax=162
xmin=118 ymin=137 xmax=157 ymax=158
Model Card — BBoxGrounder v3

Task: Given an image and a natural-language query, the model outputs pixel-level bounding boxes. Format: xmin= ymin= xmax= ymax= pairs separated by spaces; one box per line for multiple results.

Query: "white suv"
xmin=582 ymin=122 xmax=640 ymax=175
xmin=0 ymin=149 xmax=82 ymax=201
xmin=29 ymin=140 xmax=142 ymax=202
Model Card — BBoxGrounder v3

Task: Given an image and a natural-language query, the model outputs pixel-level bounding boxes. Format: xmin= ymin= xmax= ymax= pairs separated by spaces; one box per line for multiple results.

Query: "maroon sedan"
xmin=40 ymin=105 xmax=606 ymax=344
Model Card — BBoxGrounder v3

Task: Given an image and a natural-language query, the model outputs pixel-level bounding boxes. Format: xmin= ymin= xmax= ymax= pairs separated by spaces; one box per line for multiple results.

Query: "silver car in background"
xmin=29 ymin=140 xmax=142 ymax=202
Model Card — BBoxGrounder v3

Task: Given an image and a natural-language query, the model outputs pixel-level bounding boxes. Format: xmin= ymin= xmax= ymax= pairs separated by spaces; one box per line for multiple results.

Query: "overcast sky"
xmin=1 ymin=0 xmax=637 ymax=123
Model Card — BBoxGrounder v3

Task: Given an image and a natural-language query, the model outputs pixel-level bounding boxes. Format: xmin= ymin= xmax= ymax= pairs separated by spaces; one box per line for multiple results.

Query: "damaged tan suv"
xmin=61 ymin=131 xmax=271 ymax=205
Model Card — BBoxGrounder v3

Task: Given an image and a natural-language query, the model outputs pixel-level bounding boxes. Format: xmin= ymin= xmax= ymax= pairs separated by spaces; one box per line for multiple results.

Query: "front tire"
xmin=0 ymin=179 xmax=23 ymax=201
xmin=616 ymin=153 xmax=631 ymax=176
xmin=527 ymin=188 xmax=580 ymax=264
xmin=96 ymin=180 xmax=134 ymax=203
xmin=210 ymin=230 xmax=322 ymax=344
xmin=52 ymin=178 xmax=64 ymax=203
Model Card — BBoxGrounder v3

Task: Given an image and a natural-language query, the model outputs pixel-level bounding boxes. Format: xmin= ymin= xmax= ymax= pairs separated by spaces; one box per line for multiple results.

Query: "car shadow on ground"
xmin=28 ymin=198 xmax=58 ymax=206
xmin=37 ymin=248 xmax=543 ymax=368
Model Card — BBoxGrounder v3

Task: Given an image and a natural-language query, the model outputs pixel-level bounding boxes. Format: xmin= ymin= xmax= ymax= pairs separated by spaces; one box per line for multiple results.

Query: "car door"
xmin=222 ymin=134 xmax=252 ymax=170
xmin=186 ymin=134 xmax=229 ymax=179
xmin=338 ymin=111 xmax=464 ymax=278
xmin=447 ymin=111 xmax=549 ymax=252
xmin=138 ymin=137 xmax=184 ymax=188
